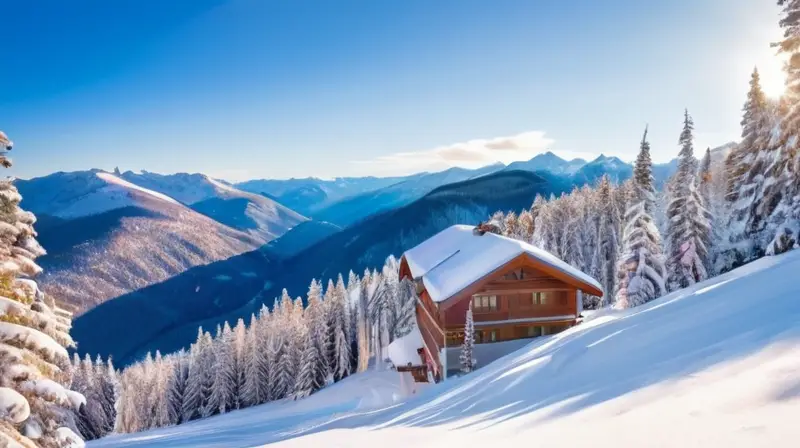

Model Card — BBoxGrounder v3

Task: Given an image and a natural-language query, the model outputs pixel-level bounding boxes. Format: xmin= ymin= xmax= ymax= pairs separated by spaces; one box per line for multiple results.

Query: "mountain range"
xmin=15 ymin=143 xmax=735 ymax=365
xmin=240 ymin=151 xmax=690 ymax=227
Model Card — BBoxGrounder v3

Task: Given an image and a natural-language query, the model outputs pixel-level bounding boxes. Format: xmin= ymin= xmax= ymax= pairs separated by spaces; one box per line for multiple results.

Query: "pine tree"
xmin=332 ymin=275 xmax=352 ymax=380
xmin=94 ymin=356 xmax=118 ymax=436
xmin=70 ymin=354 xmax=99 ymax=441
xmin=242 ymin=314 xmax=269 ymax=407
xmin=181 ymin=329 xmax=204 ymax=422
xmin=149 ymin=351 xmax=171 ymax=429
xmin=459 ymin=308 xmax=476 ymax=374
xmin=594 ymin=175 xmax=618 ymax=306
xmin=294 ymin=293 xmax=328 ymax=399
xmin=764 ymin=1 xmax=800 ymax=254
xmin=356 ymin=270 xmax=372 ymax=373
xmin=207 ymin=323 xmax=236 ymax=415
xmin=726 ymin=68 xmax=775 ymax=260
xmin=0 ymin=130 xmax=84 ymax=448
xmin=166 ymin=350 xmax=189 ymax=425
xmin=231 ymin=319 xmax=247 ymax=410
xmin=616 ymin=127 xmax=667 ymax=308
xmin=346 ymin=271 xmax=361 ymax=372
xmin=665 ymin=110 xmax=713 ymax=290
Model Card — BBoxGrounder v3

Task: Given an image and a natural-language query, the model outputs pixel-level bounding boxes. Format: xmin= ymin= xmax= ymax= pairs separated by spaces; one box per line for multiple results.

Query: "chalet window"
xmin=446 ymin=330 xmax=464 ymax=346
xmin=472 ymin=295 xmax=498 ymax=312
xmin=527 ymin=326 xmax=543 ymax=337
xmin=530 ymin=292 xmax=549 ymax=305
xmin=489 ymin=330 xmax=497 ymax=342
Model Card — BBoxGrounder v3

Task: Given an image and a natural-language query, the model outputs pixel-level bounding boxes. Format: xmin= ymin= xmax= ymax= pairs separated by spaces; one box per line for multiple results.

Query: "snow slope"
xmin=15 ymin=170 xmax=183 ymax=219
xmin=120 ymin=171 xmax=306 ymax=243
xmin=15 ymin=171 xmax=263 ymax=312
xmin=90 ymin=250 xmax=800 ymax=447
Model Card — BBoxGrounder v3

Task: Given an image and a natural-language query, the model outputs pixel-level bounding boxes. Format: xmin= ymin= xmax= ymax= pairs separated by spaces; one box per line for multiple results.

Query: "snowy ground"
xmin=91 ymin=251 xmax=800 ymax=447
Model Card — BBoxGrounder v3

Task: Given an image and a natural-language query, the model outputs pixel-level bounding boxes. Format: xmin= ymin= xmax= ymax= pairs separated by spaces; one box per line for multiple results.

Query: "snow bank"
xmin=403 ymin=225 xmax=602 ymax=302
xmin=386 ymin=328 xmax=424 ymax=367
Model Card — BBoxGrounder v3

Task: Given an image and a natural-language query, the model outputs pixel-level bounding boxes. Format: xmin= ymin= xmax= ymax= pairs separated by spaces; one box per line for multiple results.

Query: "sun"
xmin=759 ymin=54 xmax=787 ymax=99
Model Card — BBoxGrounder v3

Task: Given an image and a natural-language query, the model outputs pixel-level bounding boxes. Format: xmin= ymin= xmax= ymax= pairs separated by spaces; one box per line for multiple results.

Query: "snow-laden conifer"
xmin=459 ymin=308 xmax=476 ymax=374
xmin=207 ymin=323 xmax=236 ymax=415
xmin=665 ymin=111 xmax=713 ymax=290
xmin=166 ymin=350 xmax=188 ymax=425
xmin=594 ymin=175 xmax=618 ymax=306
xmin=0 ymin=130 xmax=84 ymax=448
xmin=616 ymin=127 xmax=667 ymax=308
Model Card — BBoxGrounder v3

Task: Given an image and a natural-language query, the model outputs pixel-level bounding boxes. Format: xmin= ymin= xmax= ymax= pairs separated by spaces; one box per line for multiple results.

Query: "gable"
xmin=401 ymin=225 xmax=603 ymax=303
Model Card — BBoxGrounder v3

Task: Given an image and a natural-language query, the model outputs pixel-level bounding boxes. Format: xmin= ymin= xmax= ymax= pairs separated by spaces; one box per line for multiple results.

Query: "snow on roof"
xmin=387 ymin=327 xmax=424 ymax=367
xmin=403 ymin=225 xmax=603 ymax=303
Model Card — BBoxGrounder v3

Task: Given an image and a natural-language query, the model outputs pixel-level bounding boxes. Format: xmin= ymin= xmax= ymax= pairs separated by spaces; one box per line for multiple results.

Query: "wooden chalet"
xmin=399 ymin=224 xmax=603 ymax=382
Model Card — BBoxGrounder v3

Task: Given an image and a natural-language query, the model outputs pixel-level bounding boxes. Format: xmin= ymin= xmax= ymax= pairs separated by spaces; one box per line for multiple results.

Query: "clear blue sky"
xmin=0 ymin=0 xmax=785 ymax=181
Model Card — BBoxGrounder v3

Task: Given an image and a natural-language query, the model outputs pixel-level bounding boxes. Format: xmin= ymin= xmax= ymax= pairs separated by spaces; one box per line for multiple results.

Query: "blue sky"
xmin=0 ymin=0 xmax=785 ymax=181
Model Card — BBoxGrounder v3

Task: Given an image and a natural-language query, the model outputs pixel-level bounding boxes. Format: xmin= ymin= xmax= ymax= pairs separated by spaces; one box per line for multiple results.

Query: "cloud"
xmin=352 ymin=131 xmax=556 ymax=175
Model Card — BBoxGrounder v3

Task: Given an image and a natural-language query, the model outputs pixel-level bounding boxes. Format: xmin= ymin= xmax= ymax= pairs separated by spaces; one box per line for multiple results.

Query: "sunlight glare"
xmin=759 ymin=53 xmax=787 ymax=99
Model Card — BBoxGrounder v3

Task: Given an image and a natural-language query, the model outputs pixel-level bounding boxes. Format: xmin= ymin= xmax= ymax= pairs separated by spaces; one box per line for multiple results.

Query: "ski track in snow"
xmin=90 ymin=251 xmax=800 ymax=447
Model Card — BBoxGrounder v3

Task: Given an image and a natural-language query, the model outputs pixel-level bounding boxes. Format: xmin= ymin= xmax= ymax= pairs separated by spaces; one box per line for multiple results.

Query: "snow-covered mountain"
xmin=311 ymin=164 xmax=505 ymax=227
xmin=15 ymin=170 xmax=266 ymax=312
xmin=235 ymin=175 xmax=413 ymax=216
xmin=89 ymin=249 xmax=800 ymax=447
xmin=573 ymin=154 xmax=635 ymax=184
xmin=84 ymin=170 xmax=573 ymax=367
xmin=120 ymin=171 xmax=306 ymax=243
xmin=504 ymin=151 xmax=586 ymax=175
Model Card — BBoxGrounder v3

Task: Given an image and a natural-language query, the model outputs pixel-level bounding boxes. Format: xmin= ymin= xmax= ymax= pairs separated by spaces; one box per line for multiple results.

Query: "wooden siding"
xmin=444 ymin=290 xmax=576 ymax=327
xmin=400 ymin=250 xmax=593 ymax=380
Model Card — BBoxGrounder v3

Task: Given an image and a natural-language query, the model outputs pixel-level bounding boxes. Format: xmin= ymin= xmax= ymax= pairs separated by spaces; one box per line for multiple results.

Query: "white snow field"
xmin=91 ymin=251 xmax=800 ymax=447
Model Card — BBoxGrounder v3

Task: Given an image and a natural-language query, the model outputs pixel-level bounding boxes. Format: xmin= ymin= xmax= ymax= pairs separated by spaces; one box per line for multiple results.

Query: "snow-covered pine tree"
xmin=0 ymin=130 xmax=84 ymax=447
xmin=197 ymin=331 xmax=216 ymax=419
xmin=459 ymin=308 xmax=476 ymax=374
xmin=517 ymin=210 xmax=535 ymax=244
xmin=615 ymin=127 xmax=667 ymax=308
xmin=166 ymin=350 xmax=189 ymax=425
xmin=665 ymin=110 xmax=713 ymax=290
xmin=529 ymin=194 xmax=545 ymax=242
xmin=332 ymin=275 xmax=351 ymax=381
xmin=207 ymin=323 xmax=236 ymax=415
xmin=294 ymin=292 xmax=329 ymax=399
xmin=594 ymin=175 xmax=618 ymax=307
xmin=725 ymin=68 xmax=774 ymax=263
xmin=346 ymin=271 xmax=360 ymax=372
xmin=256 ymin=305 xmax=272 ymax=402
xmin=113 ymin=362 xmax=140 ymax=433
xmin=241 ymin=314 xmax=267 ymax=408
xmin=763 ymin=1 xmax=800 ymax=254
xmin=231 ymin=319 xmax=247 ymax=410
xmin=305 ymin=280 xmax=331 ymax=387
xmin=267 ymin=298 xmax=286 ymax=400
xmin=149 ymin=351 xmax=170 ymax=429
xmin=180 ymin=329 xmax=204 ymax=422
xmin=356 ymin=269 xmax=372 ymax=373
xmin=69 ymin=354 xmax=99 ymax=441
xmin=271 ymin=291 xmax=298 ymax=399
xmin=502 ymin=211 xmax=519 ymax=240
xmin=94 ymin=356 xmax=117 ymax=437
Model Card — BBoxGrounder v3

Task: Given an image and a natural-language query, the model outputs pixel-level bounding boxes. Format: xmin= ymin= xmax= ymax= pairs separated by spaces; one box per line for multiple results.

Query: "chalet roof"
xmin=403 ymin=225 xmax=603 ymax=303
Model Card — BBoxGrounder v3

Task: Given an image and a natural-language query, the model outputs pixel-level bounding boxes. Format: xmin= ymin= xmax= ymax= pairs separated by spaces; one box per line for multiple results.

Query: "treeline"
xmin=72 ymin=260 xmax=416 ymax=438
